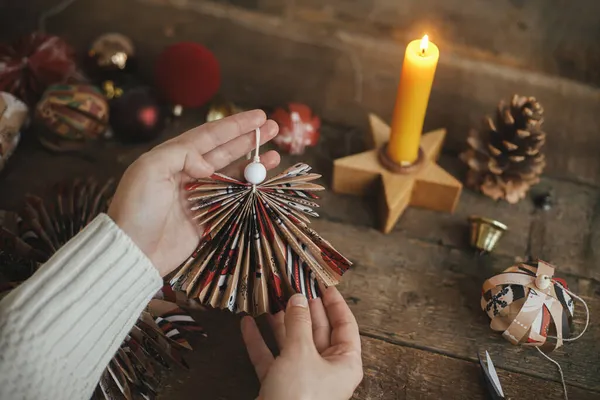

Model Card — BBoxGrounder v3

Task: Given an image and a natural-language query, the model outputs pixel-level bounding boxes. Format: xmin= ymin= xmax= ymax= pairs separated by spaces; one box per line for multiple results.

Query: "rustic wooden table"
xmin=1 ymin=113 xmax=598 ymax=399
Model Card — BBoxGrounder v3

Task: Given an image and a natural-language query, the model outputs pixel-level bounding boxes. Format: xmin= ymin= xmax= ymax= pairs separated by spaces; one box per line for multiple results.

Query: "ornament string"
xmin=550 ymin=283 xmax=590 ymax=342
xmin=252 ymin=127 xmax=260 ymax=193
xmin=253 ymin=127 xmax=261 ymax=163
xmin=534 ymin=283 xmax=590 ymax=400
xmin=247 ymin=127 xmax=263 ymax=193
xmin=535 ymin=347 xmax=569 ymax=400
xmin=39 ymin=0 xmax=80 ymax=32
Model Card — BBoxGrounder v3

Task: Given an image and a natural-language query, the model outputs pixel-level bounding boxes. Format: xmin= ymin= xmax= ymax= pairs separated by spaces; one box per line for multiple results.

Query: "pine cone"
xmin=460 ymin=95 xmax=546 ymax=203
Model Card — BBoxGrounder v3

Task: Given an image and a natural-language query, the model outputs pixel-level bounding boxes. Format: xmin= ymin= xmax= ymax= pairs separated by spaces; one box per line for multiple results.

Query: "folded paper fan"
xmin=170 ymin=163 xmax=352 ymax=316
xmin=481 ymin=260 xmax=575 ymax=352
xmin=0 ymin=179 xmax=204 ymax=400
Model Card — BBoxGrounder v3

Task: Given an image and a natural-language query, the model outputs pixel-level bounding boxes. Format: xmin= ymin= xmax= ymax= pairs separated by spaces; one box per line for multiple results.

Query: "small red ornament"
xmin=154 ymin=42 xmax=220 ymax=108
xmin=110 ymin=86 xmax=165 ymax=142
xmin=271 ymin=103 xmax=321 ymax=155
xmin=0 ymin=32 xmax=79 ymax=107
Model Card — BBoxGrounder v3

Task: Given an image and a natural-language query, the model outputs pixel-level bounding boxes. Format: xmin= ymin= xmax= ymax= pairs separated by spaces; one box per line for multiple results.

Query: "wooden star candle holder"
xmin=333 ymin=114 xmax=462 ymax=233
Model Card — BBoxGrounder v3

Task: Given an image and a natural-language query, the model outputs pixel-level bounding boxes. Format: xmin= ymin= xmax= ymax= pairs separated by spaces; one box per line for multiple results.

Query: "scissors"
xmin=479 ymin=350 xmax=505 ymax=400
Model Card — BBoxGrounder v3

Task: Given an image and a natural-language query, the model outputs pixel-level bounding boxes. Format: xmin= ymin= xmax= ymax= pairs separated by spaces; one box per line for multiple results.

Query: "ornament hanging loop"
xmin=253 ymin=127 xmax=261 ymax=163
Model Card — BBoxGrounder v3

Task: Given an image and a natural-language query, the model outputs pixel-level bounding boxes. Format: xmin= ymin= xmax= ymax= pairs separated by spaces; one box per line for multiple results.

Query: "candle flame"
xmin=420 ymin=35 xmax=429 ymax=55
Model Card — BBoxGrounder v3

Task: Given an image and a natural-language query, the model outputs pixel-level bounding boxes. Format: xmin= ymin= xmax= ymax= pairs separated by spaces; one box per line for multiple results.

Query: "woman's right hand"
xmin=241 ymin=286 xmax=363 ymax=400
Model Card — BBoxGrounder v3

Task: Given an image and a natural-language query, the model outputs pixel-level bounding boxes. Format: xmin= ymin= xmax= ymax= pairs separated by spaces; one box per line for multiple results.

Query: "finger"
xmin=241 ymin=316 xmax=274 ymax=382
xmin=140 ymin=110 xmax=267 ymax=179
xmin=219 ymin=150 xmax=281 ymax=180
xmin=322 ymin=286 xmax=361 ymax=351
xmin=283 ymin=294 xmax=314 ymax=349
xmin=309 ymin=297 xmax=331 ymax=353
xmin=203 ymin=119 xmax=279 ymax=172
xmin=179 ymin=110 xmax=267 ymax=154
xmin=267 ymin=311 xmax=286 ymax=350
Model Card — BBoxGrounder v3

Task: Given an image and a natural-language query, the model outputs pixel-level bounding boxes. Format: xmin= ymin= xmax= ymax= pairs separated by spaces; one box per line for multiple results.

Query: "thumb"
xmin=284 ymin=294 xmax=314 ymax=348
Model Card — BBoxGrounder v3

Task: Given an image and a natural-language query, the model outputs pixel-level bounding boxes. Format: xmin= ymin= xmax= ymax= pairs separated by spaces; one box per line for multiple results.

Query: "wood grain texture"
xmin=333 ymin=122 xmax=461 ymax=233
xmin=312 ymin=219 xmax=600 ymax=391
xmin=357 ymin=335 xmax=599 ymax=400
xmin=26 ymin=0 xmax=600 ymax=186
xmin=5 ymin=0 xmax=600 ymax=86
xmin=321 ymin=166 xmax=600 ymax=281
xmin=290 ymin=0 xmax=600 ymax=87
xmin=1 ymin=112 xmax=599 ymax=398
xmin=157 ymin=309 xmax=599 ymax=400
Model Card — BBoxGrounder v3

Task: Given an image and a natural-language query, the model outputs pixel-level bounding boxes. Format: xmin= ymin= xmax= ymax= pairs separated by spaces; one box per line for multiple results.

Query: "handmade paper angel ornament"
xmin=170 ymin=128 xmax=352 ymax=316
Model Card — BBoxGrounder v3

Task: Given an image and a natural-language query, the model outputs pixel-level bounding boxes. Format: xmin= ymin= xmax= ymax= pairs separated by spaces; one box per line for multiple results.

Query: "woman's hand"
xmin=108 ymin=110 xmax=280 ymax=277
xmin=241 ymin=286 xmax=364 ymax=400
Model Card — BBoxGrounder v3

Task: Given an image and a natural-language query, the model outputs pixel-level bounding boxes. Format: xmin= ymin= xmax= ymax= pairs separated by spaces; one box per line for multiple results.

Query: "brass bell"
xmin=468 ymin=216 xmax=507 ymax=253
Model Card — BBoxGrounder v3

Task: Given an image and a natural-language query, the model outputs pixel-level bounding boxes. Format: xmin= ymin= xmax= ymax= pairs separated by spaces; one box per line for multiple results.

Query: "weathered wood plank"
xmin=37 ymin=0 xmax=600 ymax=186
xmin=156 ymin=309 xmax=260 ymax=400
xmin=357 ymin=335 xmax=598 ymax=400
xmin=2 ymin=122 xmax=599 ymax=393
xmin=1 ymin=104 xmax=599 ymax=394
xmin=0 ymin=113 xmax=205 ymax=210
xmin=291 ymin=0 xmax=600 ymax=87
xmin=311 ymin=219 xmax=600 ymax=391
xmin=299 ymin=127 xmax=600 ymax=281
xmin=158 ymin=309 xmax=599 ymax=400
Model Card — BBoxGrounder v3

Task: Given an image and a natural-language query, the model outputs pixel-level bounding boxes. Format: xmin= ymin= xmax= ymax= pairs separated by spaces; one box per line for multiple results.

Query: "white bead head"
xmin=244 ymin=161 xmax=267 ymax=185
xmin=244 ymin=127 xmax=267 ymax=185
xmin=535 ymin=274 xmax=551 ymax=290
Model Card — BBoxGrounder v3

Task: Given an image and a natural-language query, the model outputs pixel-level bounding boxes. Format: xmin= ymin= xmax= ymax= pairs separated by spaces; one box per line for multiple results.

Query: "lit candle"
xmin=387 ymin=35 xmax=440 ymax=165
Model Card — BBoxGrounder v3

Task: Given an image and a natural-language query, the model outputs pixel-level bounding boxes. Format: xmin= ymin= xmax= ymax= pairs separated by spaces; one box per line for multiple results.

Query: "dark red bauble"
xmin=110 ymin=86 xmax=165 ymax=142
xmin=154 ymin=42 xmax=220 ymax=108
xmin=0 ymin=32 xmax=80 ymax=107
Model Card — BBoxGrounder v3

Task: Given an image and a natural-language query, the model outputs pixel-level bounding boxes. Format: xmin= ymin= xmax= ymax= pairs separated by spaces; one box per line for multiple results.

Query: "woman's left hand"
xmin=108 ymin=110 xmax=280 ymax=277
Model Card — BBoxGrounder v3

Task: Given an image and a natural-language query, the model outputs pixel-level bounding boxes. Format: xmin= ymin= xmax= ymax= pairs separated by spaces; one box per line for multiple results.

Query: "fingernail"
xmin=289 ymin=294 xmax=308 ymax=308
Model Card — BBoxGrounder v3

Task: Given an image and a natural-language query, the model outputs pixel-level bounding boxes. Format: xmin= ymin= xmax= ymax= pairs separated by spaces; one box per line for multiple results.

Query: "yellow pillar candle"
xmin=387 ymin=35 xmax=440 ymax=165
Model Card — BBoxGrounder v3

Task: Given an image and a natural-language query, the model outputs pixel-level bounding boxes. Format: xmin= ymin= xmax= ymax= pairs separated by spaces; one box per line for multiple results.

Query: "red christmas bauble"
xmin=0 ymin=32 xmax=79 ymax=107
xmin=154 ymin=42 xmax=220 ymax=108
xmin=271 ymin=103 xmax=321 ymax=155
xmin=110 ymin=86 xmax=165 ymax=142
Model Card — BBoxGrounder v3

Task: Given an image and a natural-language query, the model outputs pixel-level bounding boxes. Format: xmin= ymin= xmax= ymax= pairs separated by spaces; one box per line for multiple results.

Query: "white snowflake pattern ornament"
xmin=271 ymin=103 xmax=321 ymax=155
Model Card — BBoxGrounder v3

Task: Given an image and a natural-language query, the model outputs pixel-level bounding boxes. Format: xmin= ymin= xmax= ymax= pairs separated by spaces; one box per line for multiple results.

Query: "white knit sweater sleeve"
xmin=0 ymin=213 xmax=163 ymax=400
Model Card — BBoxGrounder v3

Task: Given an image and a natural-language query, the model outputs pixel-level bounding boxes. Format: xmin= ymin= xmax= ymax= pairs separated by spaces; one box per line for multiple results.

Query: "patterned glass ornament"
xmin=35 ymin=84 xmax=109 ymax=151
